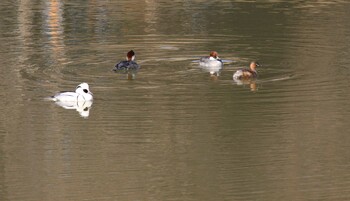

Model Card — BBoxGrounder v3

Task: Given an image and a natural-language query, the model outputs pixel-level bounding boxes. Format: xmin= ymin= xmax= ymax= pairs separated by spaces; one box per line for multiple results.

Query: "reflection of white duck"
xmin=54 ymin=100 xmax=93 ymax=118
xmin=50 ymin=83 xmax=93 ymax=102
xmin=199 ymin=51 xmax=223 ymax=76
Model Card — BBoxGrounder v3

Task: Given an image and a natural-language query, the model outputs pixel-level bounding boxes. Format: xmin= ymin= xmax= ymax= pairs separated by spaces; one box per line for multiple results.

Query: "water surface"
xmin=1 ymin=1 xmax=350 ymax=200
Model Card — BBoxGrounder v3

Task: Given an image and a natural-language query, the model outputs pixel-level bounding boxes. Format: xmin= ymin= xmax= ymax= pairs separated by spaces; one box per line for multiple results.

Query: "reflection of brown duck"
xmin=233 ymin=61 xmax=261 ymax=79
xmin=234 ymin=78 xmax=257 ymax=91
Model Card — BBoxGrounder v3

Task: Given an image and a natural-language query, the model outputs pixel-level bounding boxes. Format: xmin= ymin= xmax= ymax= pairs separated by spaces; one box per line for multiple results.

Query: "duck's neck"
xmin=250 ymin=64 xmax=257 ymax=72
xmin=127 ymin=56 xmax=135 ymax=61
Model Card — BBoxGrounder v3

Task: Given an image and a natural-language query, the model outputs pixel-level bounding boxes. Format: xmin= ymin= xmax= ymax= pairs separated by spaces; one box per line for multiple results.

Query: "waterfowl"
xmin=113 ymin=50 xmax=140 ymax=71
xmin=199 ymin=51 xmax=223 ymax=75
xmin=50 ymin=83 xmax=93 ymax=102
xmin=199 ymin=51 xmax=223 ymax=68
xmin=233 ymin=61 xmax=261 ymax=80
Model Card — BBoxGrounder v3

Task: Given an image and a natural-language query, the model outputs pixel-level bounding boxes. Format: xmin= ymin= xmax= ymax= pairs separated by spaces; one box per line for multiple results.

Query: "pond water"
xmin=1 ymin=0 xmax=350 ymax=200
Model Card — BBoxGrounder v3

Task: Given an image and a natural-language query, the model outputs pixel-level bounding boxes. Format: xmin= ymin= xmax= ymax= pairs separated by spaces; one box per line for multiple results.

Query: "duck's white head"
xmin=75 ymin=83 xmax=93 ymax=95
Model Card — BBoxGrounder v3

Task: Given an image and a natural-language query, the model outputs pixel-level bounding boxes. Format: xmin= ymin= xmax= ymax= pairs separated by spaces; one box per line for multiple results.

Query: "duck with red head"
xmin=114 ymin=50 xmax=140 ymax=71
xmin=199 ymin=51 xmax=223 ymax=76
xmin=233 ymin=61 xmax=261 ymax=80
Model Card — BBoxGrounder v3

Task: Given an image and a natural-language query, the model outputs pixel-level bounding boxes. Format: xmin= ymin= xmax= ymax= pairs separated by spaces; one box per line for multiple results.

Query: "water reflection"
xmin=2 ymin=1 xmax=350 ymax=201
xmin=16 ymin=0 xmax=35 ymax=81
xmin=44 ymin=0 xmax=66 ymax=63
xmin=113 ymin=70 xmax=138 ymax=80
xmin=233 ymin=78 xmax=258 ymax=91
xmin=17 ymin=1 xmax=34 ymax=47
xmin=199 ymin=64 xmax=222 ymax=77
xmin=53 ymin=100 xmax=93 ymax=118
xmin=144 ymin=0 xmax=158 ymax=33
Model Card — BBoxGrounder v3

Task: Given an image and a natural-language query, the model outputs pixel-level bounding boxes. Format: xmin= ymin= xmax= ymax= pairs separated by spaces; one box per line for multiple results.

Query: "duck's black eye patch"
xmin=83 ymin=89 xmax=88 ymax=93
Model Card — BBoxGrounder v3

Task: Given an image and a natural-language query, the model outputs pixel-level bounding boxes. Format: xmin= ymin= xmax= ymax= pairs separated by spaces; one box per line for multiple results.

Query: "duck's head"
xmin=76 ymin=82 xmax=93 ymax=95
xmin=250 ymin=61 xmax=261 ymax=70
xmin=209 ymin=51 xmax=219 ymax=59
xmin=126 ymin=50 xmax=136 ymax=61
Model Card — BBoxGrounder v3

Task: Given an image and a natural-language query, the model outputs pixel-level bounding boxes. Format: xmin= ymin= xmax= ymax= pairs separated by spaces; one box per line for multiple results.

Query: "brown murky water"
xmin=1 ymin=1 xmax=350 ymax=200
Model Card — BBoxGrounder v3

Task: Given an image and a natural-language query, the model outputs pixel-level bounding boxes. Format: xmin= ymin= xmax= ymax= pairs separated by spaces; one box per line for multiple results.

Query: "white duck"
xmin=199 ymin=51 xmax=223 ymax=76
xmin=51 ymin=83 xmax=93 ymax=102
